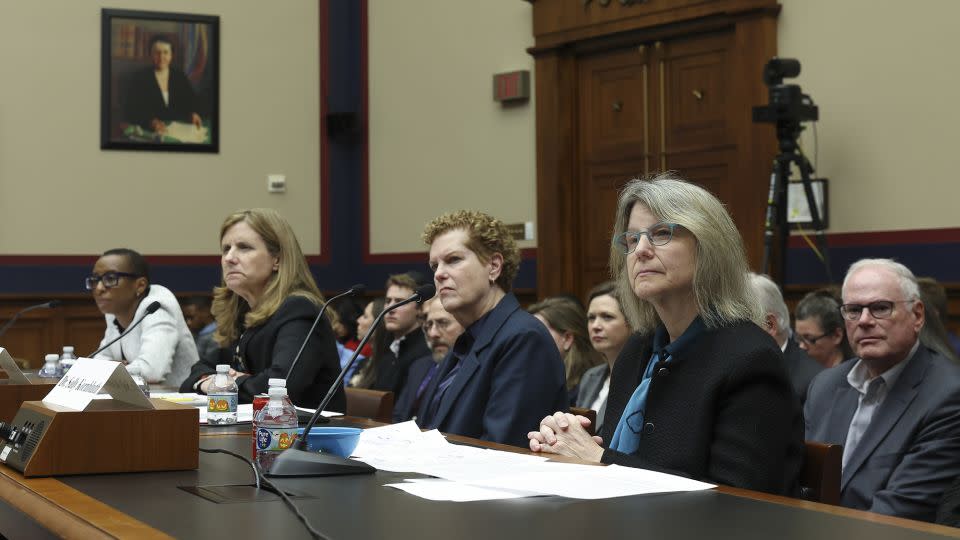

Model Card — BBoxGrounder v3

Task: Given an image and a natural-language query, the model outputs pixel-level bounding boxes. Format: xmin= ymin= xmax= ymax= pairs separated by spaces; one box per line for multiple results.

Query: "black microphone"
xmin=284 ymin=284 xmax=365 ymax=381
xmin=88 ymin=301 xmax=162 ymax=357
xmin=0 ymin=300 xmax=62 ymax=339
xmin=268 ymin=283 xmax=435 ymax=477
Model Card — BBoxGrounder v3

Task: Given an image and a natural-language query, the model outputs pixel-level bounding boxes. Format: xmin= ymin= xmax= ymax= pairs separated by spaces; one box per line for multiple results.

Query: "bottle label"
xmin=208 ymin=393 xmax=238 ymax=413
xmin=256 ymin=427 xmax=298 ymax=451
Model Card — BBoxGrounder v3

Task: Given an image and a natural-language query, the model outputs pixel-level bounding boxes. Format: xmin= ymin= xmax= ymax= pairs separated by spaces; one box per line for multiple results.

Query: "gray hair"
xmin=843 ymin=258 xmax=920 ymax=303
xmin=609 ymin=173 xmax=762 ymax=333
xmin=749 ymin=273 xmax=790 ymax=340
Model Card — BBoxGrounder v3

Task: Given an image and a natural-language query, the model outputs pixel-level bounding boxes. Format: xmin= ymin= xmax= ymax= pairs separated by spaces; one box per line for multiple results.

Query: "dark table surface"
xmin=45 ymin=422 xmax=960 ymax=540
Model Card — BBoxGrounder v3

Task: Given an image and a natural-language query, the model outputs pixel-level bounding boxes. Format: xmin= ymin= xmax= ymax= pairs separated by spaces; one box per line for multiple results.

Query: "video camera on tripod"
xmin=751 ymin=57 xmax=831 ymax=284
xmin=752 ymin=58 xmax=818 ymax=129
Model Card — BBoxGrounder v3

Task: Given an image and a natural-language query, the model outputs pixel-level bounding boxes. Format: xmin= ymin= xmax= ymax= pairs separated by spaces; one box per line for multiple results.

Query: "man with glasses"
xmin=89 ymin=248 xmax=199 ymax=388
xmin=393 ymin=297 xmax=464 ymax=422
xmin=805 ymin=258 xmax=960 ymax=522
xmin=749 ymin=273 xmax=823 ymax=405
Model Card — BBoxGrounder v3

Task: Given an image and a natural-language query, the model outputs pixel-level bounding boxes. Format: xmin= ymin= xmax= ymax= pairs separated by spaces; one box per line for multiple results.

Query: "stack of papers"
xmin=353 ymin=421 xmax=715 ymax=502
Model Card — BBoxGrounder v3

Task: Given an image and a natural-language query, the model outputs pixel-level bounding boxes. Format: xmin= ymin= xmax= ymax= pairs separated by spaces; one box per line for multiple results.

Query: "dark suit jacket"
xmin=783 ymin=337 xmax=824 ymax=405
xmin=598 ymin=321 xmax=804 ymax=496
xmin=123 ymin=66 xmax=200 ymax=129
xmin=805 ymin=345 xmax=960 ymax=521
xmin=372 ymin=328 xmax=431 ymax=397
xmin=392 ymin=354 xmax=439 ymax=423
xmin=416 ymin=293 xmax=567 ymax=447
xmin=180 ymin=295 xmax=345 ymax=412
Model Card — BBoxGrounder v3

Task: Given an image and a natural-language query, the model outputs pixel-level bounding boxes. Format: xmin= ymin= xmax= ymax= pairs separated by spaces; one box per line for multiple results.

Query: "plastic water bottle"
xmin=59 ymin=346 xmax=77 ymax=375
xmin=207 ymin=364 xmax=238 ymax=425
xmin=39 ymin=354 xmax=60 ymax=378
xmin=127 ymin=365 xmax=151 ymax=397
xmin=251 ymin=378 xmax=293 ymax=458
xmin=255 ymin=386 xmax=299 ymax=472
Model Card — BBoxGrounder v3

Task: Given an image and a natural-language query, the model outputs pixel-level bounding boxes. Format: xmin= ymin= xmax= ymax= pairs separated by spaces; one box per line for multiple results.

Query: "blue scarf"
xmin=609 ymin=317 xmax=705 ymax=454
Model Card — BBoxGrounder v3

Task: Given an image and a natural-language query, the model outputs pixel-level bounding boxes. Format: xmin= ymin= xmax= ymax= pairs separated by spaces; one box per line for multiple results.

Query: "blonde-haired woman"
xmin=529 ymin=173 xmax=803 ymax=495
xmin=180 ymin=208 xmax=344 ymax=411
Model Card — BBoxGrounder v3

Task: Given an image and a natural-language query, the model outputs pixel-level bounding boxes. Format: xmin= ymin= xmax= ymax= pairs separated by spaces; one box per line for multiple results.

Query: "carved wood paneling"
xmin=531 ymin=0 xmax=780 ymax=299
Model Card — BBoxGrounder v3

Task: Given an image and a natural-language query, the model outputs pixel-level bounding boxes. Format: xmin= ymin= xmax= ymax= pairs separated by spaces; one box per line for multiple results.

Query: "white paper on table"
xmin=385 ymin=478 xmax=540 ymax=502
xmin=0 ymin=348 xmax=29 ymax=384
xmin=462 ymin=462 xmax=715 ymax=499
xmin=165 ymin=121 xmax=207 ymax=143
xmin=43 ymin=358 xmax=153 ymax=411
xmin=351 ymin=421 xmax=439 ymax=458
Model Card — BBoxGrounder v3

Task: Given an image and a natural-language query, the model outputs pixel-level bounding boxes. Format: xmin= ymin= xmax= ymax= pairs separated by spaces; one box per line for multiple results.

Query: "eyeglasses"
xmin=84 ymin=272 xmax=141 ymax=291
xmin=423 ymin=319 xmax=454 ymax=332
xmin=612 ymin=222 xmax=680 ymax=254
xmin=796 ymin=333 xmax=829 ymax=346
xmin=839 ymin=300 xmax=911 ymax=321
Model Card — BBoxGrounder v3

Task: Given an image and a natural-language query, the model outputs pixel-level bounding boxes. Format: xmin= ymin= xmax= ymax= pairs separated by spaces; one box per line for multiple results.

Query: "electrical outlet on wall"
xmin=267 ymin=174 xmax=286 ymax=193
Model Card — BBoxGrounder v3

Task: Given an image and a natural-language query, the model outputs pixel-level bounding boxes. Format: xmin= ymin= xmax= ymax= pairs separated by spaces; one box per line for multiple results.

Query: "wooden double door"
xmin=531 ymin=1 xmax=779 ymax=300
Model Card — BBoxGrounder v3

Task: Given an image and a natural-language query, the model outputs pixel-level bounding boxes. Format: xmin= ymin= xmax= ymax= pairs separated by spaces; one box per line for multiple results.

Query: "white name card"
xmin=43 ymin=358 xmax=153 ymax=411
xmin=0 ymin=347 xmax=30 ymax=384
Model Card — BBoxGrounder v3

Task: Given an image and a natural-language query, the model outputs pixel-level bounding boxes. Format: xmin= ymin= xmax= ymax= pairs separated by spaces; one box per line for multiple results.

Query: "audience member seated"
xmin=331 ymin=297 xmax=363 ymax=353
xmin=750 ymin=273 xmax=823 ymax=404
xmin=89 ymin=248 xmax=198 ymax=387
xmin=349 ymin=298 xmax=385 ymax=387
xmin=805 ymin=258 xmax=960 ymax=521
xmin=795 ymin=288 xmax=853 ymax=368
xmin=182 ymin=295 xmax=219 ymax=364
xmin=393 ymin=297 xmax=464 ymax=422
xmin=576 ymin=281 xmax=634 ymax=433
xmin=371 ymin=273 xmax=431 ymax=396
xmin=529 ymin=174 xmax=804 ymax=496
xmin=179 ymin=208 xmax=345 ymax=411
xmin=529 ymin=296 xmax=603 ymax=406
xmin=417 ymin=210 xmax=567 ymax=446
xmin=916 ymin=277 xmax=960 ymax=363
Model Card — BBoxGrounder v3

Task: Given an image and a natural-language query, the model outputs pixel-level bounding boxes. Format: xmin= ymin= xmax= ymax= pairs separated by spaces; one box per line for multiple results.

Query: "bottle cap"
xmin=268 ymin=387 xmax=287 ymax=397
xmin=216 ymin=364 xmax=230 ymax=373
xmin=62 ymin=346 xmax=74 ymax=353
xmin=268 ymin=378 xmax=287 ymax=387
xmin=44 ymin=354 xmax=59 ymax=362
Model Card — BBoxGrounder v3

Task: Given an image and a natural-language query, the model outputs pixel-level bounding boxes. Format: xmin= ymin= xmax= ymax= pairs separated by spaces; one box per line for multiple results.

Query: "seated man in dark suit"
xmin=393 ymin=296 xmax=464 ymax=422
xmin=750 ymin=273 xmax=823 ymax=404
xmin=805 ymin=259 xmax=960 ymax=522
xmin=372 ymin=272 xmax=431 ymax=396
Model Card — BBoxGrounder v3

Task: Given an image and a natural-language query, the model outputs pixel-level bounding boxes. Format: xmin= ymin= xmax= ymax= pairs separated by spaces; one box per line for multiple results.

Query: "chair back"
xmin=569 ymin=406 xmax=597 ymax=436
xmin=799 ymin=441 xmax=842 ymax=505
xmin=345 ymin=387 xmax=394 ymax=423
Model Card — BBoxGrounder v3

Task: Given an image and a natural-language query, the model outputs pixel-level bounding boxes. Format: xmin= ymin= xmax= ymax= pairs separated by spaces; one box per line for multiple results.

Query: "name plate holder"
xmin=0 ymin=347 xmax=57 ymax=423
xmin=0 ymin=358 xmax=198 ymax=477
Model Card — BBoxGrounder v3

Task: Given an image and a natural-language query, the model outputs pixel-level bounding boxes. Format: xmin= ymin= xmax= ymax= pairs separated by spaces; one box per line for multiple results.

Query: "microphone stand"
xmin=284 ymin=285 xmax=364 ymax=381
xmin=267 ymin=284 xmax=434 ymax=477
xmin=0 ymin=301 xmax=61 ymax=339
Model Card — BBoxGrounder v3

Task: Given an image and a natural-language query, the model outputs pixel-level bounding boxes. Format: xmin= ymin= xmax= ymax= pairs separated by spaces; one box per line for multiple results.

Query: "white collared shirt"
xmin=841 ymin=340 xmax=919 ymax=468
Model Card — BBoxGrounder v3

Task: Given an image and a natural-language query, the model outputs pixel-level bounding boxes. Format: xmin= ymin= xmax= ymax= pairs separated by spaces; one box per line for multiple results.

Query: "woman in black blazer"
xmin=179 ymin=208 xmax=344 ymax=411
xmin=528 ymin=174 xmax=803 ymax=496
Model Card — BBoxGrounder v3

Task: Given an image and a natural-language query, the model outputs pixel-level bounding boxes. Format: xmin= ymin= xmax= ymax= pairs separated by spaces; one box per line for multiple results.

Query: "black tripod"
xmin=761 ymin=119 xmax=832 ymax=285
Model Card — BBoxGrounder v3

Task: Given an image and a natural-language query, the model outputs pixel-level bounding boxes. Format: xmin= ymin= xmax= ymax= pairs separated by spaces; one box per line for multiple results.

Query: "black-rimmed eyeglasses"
xmin=84 ymin=272 xmax=140 ymax=291
xmin=612 ymin=222 xmax=680 ymax=254
xmin=796 ymin=333 xmax=829 ymax=346
xmin=839 ymin=300 xmax=911 ymax=321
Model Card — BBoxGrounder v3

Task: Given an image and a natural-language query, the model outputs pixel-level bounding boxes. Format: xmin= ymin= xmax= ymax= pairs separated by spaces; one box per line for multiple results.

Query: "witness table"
xmin=1 ymin=418 xmax=959 ymax=539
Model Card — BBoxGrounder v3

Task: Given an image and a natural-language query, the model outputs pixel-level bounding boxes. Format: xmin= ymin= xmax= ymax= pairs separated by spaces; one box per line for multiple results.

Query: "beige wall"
xmin=2 ymin=1 xmax=953 ymax=260
xmin=367 ymin=0 xmax=536 ymax=254
xmin=778 ymin=0 xmax=958 ymax=233
xmin=0 ymin=0 xmax=321 ymax=255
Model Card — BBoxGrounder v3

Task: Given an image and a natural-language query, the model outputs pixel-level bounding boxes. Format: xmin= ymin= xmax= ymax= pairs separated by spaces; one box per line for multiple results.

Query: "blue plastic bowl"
xmin=296 ymin=427 xmax=362 ymax=457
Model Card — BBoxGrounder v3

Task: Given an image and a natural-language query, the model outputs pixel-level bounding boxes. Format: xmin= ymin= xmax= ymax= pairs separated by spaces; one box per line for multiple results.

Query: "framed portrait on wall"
xmin=100 ymin=9 xmax=219 ymax=152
